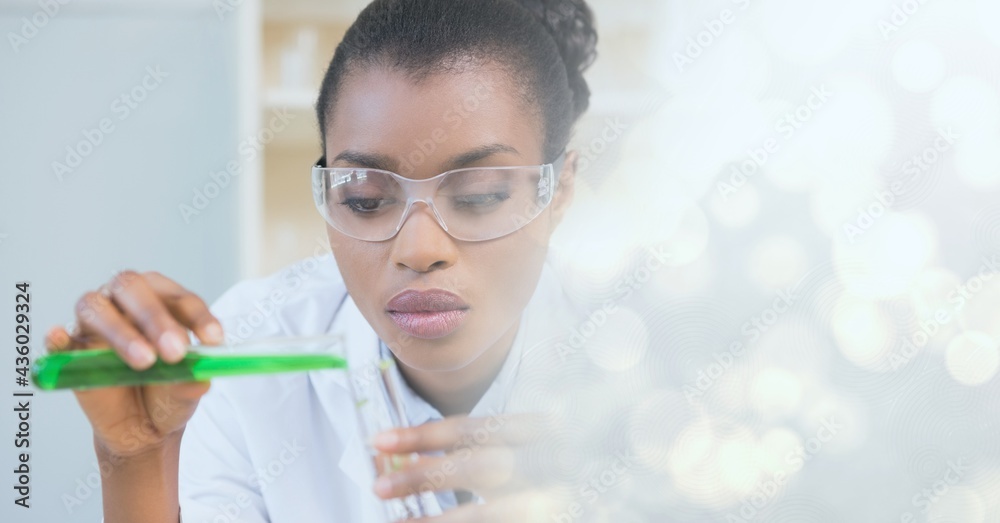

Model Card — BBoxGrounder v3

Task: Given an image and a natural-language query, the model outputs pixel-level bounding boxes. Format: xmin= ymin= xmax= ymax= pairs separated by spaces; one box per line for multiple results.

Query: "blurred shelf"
xmin=259 ymin=102 xmax=318 ymax=150
xmin=256 ymin=13 xmax=333 ymax=273
xmin=259 ymin=20 xmax=347 ymax=150
xmin=262 ymin=0 xmax=369 ymax=22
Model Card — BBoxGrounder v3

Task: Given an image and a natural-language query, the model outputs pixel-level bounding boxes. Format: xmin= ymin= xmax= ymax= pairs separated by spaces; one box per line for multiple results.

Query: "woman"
xmin=47 ymin=0 xmax=599 ymax=520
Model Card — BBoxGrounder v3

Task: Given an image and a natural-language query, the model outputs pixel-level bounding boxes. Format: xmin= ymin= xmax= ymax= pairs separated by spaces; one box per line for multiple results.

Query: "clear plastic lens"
xmin=312 ymin=164 xmax=555 ymax=242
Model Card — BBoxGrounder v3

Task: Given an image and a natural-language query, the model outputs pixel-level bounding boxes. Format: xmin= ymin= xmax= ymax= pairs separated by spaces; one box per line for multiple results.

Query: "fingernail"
xmin=204 ymin=323 xmax=224 ymax=344
xmin=159 ymin=331 xmax=186 ymax=361
xmin=47 ymin=328 xmax=69 ymax=348
xmin=127 ymin=340 xmax=157 ymax=368
xmin=374 ymin=476 xmax=392 ymax=496
xmin=373 ymin=431 xmax=399 ymax=449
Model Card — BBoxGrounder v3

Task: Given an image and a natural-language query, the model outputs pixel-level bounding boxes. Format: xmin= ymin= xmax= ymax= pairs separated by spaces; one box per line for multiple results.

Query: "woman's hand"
xmin=45 ymin=270 xmax=223 ymax=460
xmin=371 ymin=414 xmax=570 ymax=522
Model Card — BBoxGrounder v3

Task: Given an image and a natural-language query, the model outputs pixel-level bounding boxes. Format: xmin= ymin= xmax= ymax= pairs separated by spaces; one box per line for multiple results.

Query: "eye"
xmin=340 ymin=197 xmax=396 ymax=214
xmin=452 ymin=192 xmax=511 ymax=209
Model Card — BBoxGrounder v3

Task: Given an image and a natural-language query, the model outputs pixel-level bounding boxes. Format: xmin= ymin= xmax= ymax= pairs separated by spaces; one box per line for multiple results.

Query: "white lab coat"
xmin=175 ymin=250 xmax=586 ymax=522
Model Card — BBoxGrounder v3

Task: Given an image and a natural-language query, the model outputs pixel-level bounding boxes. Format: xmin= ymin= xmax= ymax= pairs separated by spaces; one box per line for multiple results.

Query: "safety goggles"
xmin=311 ymin=152 xmax=565 ymax=242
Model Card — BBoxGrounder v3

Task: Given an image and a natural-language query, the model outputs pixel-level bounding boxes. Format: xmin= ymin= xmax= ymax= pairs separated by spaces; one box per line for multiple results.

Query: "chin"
xmin=386 ymin=329 xmax=490 ymax=372
xmin=394 ymin=344 xmax=480 ymax=373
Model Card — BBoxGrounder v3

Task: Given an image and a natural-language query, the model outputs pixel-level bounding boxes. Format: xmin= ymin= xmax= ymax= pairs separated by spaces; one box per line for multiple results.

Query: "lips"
xmin=386 ymin=289 xmax=469 ymax=339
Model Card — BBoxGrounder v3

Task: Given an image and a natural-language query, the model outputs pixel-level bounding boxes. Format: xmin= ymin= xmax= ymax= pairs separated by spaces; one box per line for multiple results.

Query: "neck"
xmin=397 ymin=319 xmax=519 ymax=417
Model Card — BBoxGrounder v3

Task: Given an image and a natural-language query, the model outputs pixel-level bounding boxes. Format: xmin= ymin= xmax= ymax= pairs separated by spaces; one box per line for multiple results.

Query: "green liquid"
xmin=32 ymin=349 xmax=348 ymax=391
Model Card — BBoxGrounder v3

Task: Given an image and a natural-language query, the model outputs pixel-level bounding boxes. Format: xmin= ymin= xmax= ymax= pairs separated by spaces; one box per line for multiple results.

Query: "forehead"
xmin=324 ymin=64 xmax=543 ymax=175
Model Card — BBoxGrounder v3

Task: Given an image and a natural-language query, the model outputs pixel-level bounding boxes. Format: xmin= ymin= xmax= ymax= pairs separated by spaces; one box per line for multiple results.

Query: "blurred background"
xmin=2 ymin=0 xmax=999 ymax=521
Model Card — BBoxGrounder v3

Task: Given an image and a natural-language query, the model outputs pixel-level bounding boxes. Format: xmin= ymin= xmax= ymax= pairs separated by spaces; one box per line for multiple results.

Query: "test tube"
xmin=349 ymin=358 xmax=440 ymax=521
xmin=31 ymin=335 xmax=347 ymax=390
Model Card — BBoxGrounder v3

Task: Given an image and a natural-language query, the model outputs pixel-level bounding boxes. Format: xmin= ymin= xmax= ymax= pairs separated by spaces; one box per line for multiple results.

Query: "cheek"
xmin=515 ymin=207 xmax=557 ymax=253
xmin=474 ymin=228 xmax=551 ymax=307
xmin=327 ymin=229 xmax=387 ymax=293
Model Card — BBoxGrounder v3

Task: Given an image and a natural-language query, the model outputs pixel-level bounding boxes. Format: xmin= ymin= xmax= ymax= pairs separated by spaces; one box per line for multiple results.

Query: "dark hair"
xmin=315 ymin=0 xmax=598 ymax=163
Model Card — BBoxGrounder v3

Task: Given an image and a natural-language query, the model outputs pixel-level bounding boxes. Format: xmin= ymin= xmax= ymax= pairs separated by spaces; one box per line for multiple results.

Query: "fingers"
xmin=44 ymin=326 xmax=72 ymax=351
xmin=74 ymin=289 xmax=159 ymax=369
xmin=68 ymin=270 xmax=223 ymax=369
xmin=143 ymin=272 xmax=224 ymax=345
xmin=373 ymin=447 xmax=516 ymax=499
xmin=373 ymin=413 xmax=545 ymax=454
xmin=106 ymin=271 xmax=190 ymax=364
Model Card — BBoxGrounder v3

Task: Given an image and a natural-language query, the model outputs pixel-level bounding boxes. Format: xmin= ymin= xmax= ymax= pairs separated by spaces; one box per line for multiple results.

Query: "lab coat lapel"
xmin=307 ymin=293 xmax=382 ymax=497
xmin=309 ymin=294 xmax=446 ymax=519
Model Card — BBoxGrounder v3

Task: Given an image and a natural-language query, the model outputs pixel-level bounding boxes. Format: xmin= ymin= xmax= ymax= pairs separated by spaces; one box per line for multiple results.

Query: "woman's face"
xmin=323 ymin=64 xmax=574 ymax=373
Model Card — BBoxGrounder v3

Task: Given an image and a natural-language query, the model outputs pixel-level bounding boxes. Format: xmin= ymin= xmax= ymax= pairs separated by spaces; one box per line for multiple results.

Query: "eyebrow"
xmin=444 ymin=143 xmax=520 ymax=171
xmin=330 ymin=150 xmax=398 ymax=171
xmin=329 ymin=143 xmax=520 ymax=173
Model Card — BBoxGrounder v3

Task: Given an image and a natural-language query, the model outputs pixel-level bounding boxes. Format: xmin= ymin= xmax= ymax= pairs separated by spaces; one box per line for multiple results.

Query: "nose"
xmin=389 ymin=203 xmax=458 ymax=273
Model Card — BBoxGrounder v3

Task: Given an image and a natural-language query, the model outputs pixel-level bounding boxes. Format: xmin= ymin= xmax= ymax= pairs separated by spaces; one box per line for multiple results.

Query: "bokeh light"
xmin=832 ymin=211 xmax=938 ymax=298
xmin=748 ymin=235 xmax=809 ymax=289
xmin=945 ymin=331 xmax=1000 ymax=386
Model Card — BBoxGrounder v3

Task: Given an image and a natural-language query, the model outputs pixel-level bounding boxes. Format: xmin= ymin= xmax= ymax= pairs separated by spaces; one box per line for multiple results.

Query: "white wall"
xmin=0 ymin=2 xmax=247 ymax=521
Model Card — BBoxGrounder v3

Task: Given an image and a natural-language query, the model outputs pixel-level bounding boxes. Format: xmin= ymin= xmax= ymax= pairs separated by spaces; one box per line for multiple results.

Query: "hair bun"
xmin=515 ymin=0 xmax=598 ymax=118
